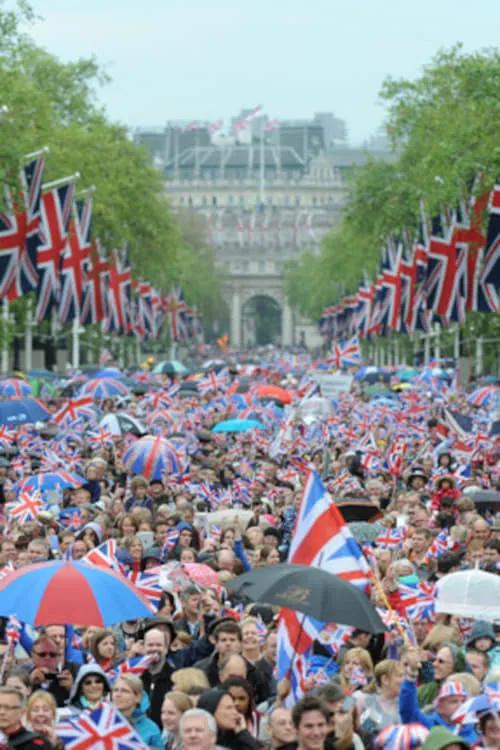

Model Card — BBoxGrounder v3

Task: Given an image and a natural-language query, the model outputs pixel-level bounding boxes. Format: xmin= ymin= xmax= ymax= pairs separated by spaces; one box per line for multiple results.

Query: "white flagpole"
xmin=259 ymin=119 xmax=265 ymax=208
xmin=72 ymin=318 xmax=80 ymax=369
xmin=24 ymin=297 xmax=33 ymax=371
xmin=195 ymin=127 xmax=199 ymax=178
xmin=1 ymin=299 xmax=9 ymax=374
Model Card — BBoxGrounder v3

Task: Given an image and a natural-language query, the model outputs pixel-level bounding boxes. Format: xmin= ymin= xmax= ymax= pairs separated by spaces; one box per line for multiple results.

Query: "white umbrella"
xmin=435 ymin=569 xmax=500 ymax=619
xmin=99 ymin=412 xmax=147 ymax=437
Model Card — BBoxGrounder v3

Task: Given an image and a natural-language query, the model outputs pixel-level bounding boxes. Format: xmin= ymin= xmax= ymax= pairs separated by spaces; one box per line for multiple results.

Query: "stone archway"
xmin=242 ymin=295 xmax=282 ymax=346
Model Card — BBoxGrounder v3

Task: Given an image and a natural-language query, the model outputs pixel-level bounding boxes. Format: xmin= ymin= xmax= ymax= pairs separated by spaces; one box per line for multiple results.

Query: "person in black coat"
xmin=198 ymin=689 xmax=260 ymax=750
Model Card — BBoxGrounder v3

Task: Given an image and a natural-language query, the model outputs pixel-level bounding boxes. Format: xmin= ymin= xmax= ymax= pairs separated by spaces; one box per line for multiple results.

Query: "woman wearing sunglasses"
xmin=62 ymin=664 xmax=111 ymax=718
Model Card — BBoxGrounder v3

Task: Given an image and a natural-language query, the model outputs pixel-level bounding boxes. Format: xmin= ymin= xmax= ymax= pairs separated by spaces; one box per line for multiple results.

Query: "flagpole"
xmin=24 ymin=297 xmax=33 ymax=371
xmin=42 ymin=172 xmax=80 ymax=191
xmin=195 ymin=127 xmax=199 ymax=179
xmin=72 ymin=318 xmax=80 ymax=369
xmin=434 ymin=322 xmax=441 ymax=360
xmin=1 ymin=299 xmax=9 ymax=374
xmin=424 ymin=333 xmax=430 ymax=364
xmin=23 ymin=146 xmax=49 ymax=162
xmin=259 ymin=119 xmax=265 ymax=209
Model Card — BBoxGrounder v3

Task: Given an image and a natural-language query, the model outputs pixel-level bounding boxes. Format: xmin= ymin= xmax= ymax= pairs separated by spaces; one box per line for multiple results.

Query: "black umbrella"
xmin=466 ymin=490 xmax=500 ymax=504
xmin=335 ymin=498 xmax=383 ymax=523
xmin=226 ymin=563 xmax=385 ymax=633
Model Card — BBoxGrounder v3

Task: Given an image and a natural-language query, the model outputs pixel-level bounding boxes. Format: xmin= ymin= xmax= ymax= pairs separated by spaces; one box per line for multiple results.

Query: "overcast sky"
xmin=24 ymin=0 xmax=500 ymax=145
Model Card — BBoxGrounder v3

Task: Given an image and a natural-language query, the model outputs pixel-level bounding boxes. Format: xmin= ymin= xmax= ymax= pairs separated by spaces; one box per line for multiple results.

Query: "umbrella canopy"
xmin=181 ymin=563 xmax=219 ymax=586
xmin=0 ymin=560 xmax=154 ymax=626
xmin=436 ymin=569 xmax=500 ymax=619
xmin=375 ymin=724 xmax=429 ymax=750
xmin=99 ymin=413 xmax=147 ymax=437
xmin=0 ymin=398 xmax=51 ymax=426
xmin=467 ymin=386 xmax=500 ymax=408
xmin=335 ymin=499 xmax=383 ymax=523
xmin=90 ymin=368 xmax=125 ymax=379
xmin=80 ymin=378 xmax=130 ymax=399
xmin=211 ymin=419 xmax=265 ymax=433
xmin=395 ymin=368 xmax=419 ymax=381
xmin=26 ymin=369 xmax=60 ymax=381
xmin=354 ymin=367 xmax=390 ymax=384
xmin=255 ymin=385 xmax=292 ymax=404
xmin=202 ymin=359 xmax=227 ymax=372
xmin=122 ymin=435 xmax=182 ymax=479
xmin=464 ymin=489 xmax=500 ymax=504
xmin=152 ymin=360 xmax=188 ymax=376
xmin=226 ymin=563 xmax=385 ymax=633
xmin=0 ymin=378 xmax=33 ymax=398
xmin=348 ymin=521 xmax=384 ymax=545
xmin=21 ymin=472 xmax=85 ymax=492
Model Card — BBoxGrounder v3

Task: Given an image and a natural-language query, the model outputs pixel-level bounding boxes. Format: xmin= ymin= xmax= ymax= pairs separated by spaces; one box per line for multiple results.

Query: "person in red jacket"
xmin=431 ymin=476 xmax=461 ymax=518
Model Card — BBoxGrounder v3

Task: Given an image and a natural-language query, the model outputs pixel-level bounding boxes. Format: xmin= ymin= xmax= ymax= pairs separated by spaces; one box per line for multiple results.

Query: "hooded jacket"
xmin=68 ymin=664 xmax=111 ymax=709
xmin=400 ymin=679 xmax=477 ymax=745
xmin=129 ymin=692 xmax=163 ymax=749
xmin=421 ymin=726 xmax=470 ymax=750
xmin=417 ymin=643 xmax=465 ymax=707
xmin=197 ymin=689 xmax=260 ymax=750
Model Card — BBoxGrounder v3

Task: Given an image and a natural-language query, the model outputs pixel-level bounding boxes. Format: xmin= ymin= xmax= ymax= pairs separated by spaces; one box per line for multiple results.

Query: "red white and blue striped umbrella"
xmin=0 ymin=379 xmax=33 ymax=398
xmin=79 ymin=378 xmax=130 ymax=399
xmin=466 ymin=386 xmax=499 ymax=408
xmin=0 ymin=560 xmax=154 ymax=626
xmin=122 ymin=435 xmax=182 ymax=479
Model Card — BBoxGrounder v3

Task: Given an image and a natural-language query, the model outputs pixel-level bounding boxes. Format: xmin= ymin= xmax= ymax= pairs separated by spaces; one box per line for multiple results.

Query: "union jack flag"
xmin=278 ymin=471 xmax=370 ymax=703
xmin=80 ymin=239 xmax=108 ymax=325
xmin=81 ymin=539 xmax=123 ymax=574
xmin=59 ymin=507 xmax=85 ymax=532
xmin=375 ymin=528 xmax=407 ymax=550
xmin=53 ymin=397 xmax=96 ymax=427
xmin=59 ymin=196 xmax=92 ymax=323
xmin=197 ymin=368 xmax=230 ymax=395
xmin=5 ymin=490 xmax=45 ymax=523
xmin=104 ymin=249 xmax=131 ymax=334
xmin=325 ymin=336 xmax=361 ymax=369
xmin=316 ymin=623 xmax=353 ymax=656
xmin=162 ymin=285 xmax=188 ymax=341
xmin=55 ymin=702 xmax=149 ymax=750
xmin=126 ymin=571 xmax=163 ymax=609
xmin=161 ymin=527 xmax=180 ymax=558
xmin=0 ymin=156 xmax=44 ymax=301
xmin=479 ymin=185 xmax=500 ymax=312
xmin=35 ymin=182 xmax=75 ymax=322
xmin=0 ymin=425 xmax=16 ymax=450
xmin=88 ymin=426 xmax=114 ymax=450
xmin=5 ymin=615 xmax=22 ymax=644
xmin=108 ymin=654 xmax=155 ymax=681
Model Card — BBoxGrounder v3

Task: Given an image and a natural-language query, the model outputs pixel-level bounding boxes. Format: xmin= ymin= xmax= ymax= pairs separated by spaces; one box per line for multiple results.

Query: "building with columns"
xmin=135 ymin=114 xmax=392 ymax=347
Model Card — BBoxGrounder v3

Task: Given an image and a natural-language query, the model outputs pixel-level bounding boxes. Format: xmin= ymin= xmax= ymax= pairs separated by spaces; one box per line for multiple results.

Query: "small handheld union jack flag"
xmin=325 ymin=336 xmax=361 ymax=369
xmin=108 ymin=654 xmax=156 ymax=682
xmin=197 ymin=368 xmax=230 ymax=395
xmin=56 ymin=703 xmax=149 ymax=749
xmin=5 ymin=490 xmax=45 ymax=524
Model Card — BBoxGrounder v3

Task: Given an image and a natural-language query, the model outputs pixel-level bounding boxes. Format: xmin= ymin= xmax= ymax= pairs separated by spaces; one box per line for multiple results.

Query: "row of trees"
xmin=0 ymin=2 xmax=223 ymax=350
xmin=285 ymin=45 xmax=500 ymax=350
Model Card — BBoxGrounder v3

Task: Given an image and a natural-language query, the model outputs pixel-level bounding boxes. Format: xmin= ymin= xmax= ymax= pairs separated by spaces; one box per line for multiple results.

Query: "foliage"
xmin=285 ymin=45 xmax=500 ymax=340
xmin=0 ymin=1 xmax=223 ymax=323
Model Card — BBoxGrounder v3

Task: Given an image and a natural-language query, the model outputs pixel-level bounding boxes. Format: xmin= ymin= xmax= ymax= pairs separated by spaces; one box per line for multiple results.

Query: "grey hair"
xmin=0 ymin=685 xmax=26 ymax=708
xmin=391 ymin=558 xmax=415 ymax=575
xmin=180 ymin=708 xmax=217 ymax=735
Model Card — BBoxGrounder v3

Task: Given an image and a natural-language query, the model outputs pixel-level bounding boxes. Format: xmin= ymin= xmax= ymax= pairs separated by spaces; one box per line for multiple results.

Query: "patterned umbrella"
xmin=122 ymin=435 xmax=182 ymax=479
xmin=376 ymin=724 xmax=429 ymax=750
xmin=20 ymin=472 xmax=85 ymax=492
xmin=0 ymin=398 xmax=51 ymax=426
xmin=79 ymin=378 xmax=130 ymax=399
xmin=0 ymin=560 xmax=154 ymax=626
xmin=0 ymin=379 xmax=33 ymax=398
xmin=181 ymin=563 xmax=220 ymax=586
xmin=466 ymin=386 xmax=500 ymax=408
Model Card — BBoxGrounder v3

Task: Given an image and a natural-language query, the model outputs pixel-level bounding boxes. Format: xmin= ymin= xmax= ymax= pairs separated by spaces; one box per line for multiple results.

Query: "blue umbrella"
xmin=0 ymin=398 xmax=51 ymax=426
xmin=212 ymin=419 xmax=266 ymax=433
xmin=26 ymin=369 xmax=60 ymax=381
xmin=0 ymin=560 xmax=154 ymax=626
xmin=90 ymin=368 xmax=125 ymax=379
xmin=20 ymin=472 xmax=86 ymax=492
xmin=79 ymin=378 xmax=130 ymax=399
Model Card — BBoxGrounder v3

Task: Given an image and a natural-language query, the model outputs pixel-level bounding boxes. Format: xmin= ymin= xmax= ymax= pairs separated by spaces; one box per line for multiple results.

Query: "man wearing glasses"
xmin=0 ymin=686 xmax=52 ymax=749
xmin=27 ymin=636 xmax=74 ymax=707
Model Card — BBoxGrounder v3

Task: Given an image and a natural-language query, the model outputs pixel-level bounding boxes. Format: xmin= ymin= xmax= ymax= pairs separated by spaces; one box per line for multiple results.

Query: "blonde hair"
xmin=374 ymin=659 xmax=403 ymax=687
xmin=340 ymin=647 xmax=374 ymax=691
xmin=114 ymin=674 xmax=143 ymax=697
xmin=171 ymin=668 xmax=210 ymax=692
xmin=447 ymin=673 xmax=481 ymax=697
xmin=423 ymin=624 xmax=462 ymax=651
xmin=163 ymin=691 xmax=193 ymax=713
xmin=26 ymin=690 xmax=57 ymax=722
xmin=450 ymin=525 xmax=469 ymax=544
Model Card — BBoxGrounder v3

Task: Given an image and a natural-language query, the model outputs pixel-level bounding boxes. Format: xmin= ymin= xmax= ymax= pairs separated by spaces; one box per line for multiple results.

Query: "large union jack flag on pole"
xmin=0 ymin=155 xmax=45 ymax=301
xmin=56 ymin=703 xmax=149 ymax=750
xmin=479 ymin=184 xmax=500 ymax=313
xmin=162 ymin=285 xmax=188 ymax=341
xmin=80 ymin=239 xmax=108 ymax=325
xmin=325 ymin=336 xmax=361 ymax=369
xmin=59 ymin=196 xmax=92 ymax=323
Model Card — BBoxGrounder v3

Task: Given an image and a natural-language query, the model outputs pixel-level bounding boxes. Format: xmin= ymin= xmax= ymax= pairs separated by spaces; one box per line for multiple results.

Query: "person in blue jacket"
xmin=400 ymin=676 xmax=477 ymax=745
xmin=111 ymin=674 xmax=163 ymax=749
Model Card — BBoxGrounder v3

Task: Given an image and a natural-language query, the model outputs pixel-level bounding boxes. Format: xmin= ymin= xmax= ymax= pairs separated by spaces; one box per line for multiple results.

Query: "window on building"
xmin=259 ymin=261 xmax=265 ymax=273
xmin=312 ymin=196 xmax=317 ymax=206
xmin=295 ymin=196 xmax=300 ymax=207
xmin=243 ymin=261 xmax=249 ymax=273
xmin=239 ymin=196 xmax=245 ymax=206
xmin=179 ymin=196 xmax=185 ymax=205
xmin=202 ymin=196 xmax=207 ymax=206
xmin=233 ymin=262 xmax=241 ymax=271
xmin=267 ymin=196 xmax=273 ymax=206
xmin=228 ymin=195 xmax=233 ymax=205
xmin=284 ymin=196 xmax=290 ymax=207
xmin=212 ymin=196 xmax=217 ymax=206
xmin=188 ymin=196 xmax=193 ymax=207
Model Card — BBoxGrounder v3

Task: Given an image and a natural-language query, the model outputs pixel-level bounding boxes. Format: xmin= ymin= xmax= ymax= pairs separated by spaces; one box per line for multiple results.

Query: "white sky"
xmin=23 ymin=0 xmax=500 ymax=145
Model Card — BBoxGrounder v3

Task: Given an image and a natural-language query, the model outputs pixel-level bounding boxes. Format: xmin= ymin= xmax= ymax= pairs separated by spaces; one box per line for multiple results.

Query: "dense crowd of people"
xmin=0 ymin=354 xmax=498 ymax=750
